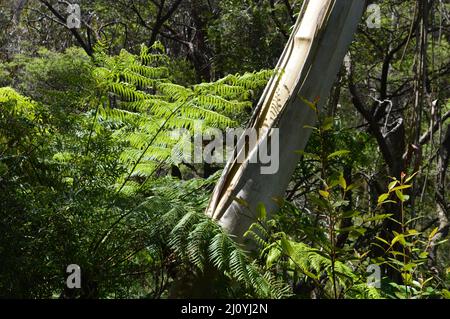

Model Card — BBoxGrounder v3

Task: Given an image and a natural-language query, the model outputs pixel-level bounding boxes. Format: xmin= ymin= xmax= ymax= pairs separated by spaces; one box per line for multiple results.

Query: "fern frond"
xmin=208 ymin=233 xmax=232 ymax=270
xmin=157 ymin=82 xmax=192 ymax=101
xmin=193 ymin=95 xmax=252 ymax=114
xmin=92 ymin=43 xmax=270 ymax=193
xmin=128 ymin=65 xmax=168 ymax=79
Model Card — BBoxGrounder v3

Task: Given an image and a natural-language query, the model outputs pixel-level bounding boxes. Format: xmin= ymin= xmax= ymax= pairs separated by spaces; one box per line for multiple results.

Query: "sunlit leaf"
xmin=377 ymin=193 xmax=389 ymax=204
xmin=319 ymin=190 xmax=329 ymax=198
xmin=327 ymin=150 xmax=351 ymax=160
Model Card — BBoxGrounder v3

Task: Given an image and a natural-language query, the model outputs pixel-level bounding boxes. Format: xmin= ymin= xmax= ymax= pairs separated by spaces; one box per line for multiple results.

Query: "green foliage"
xmin=169 ymin=210 xmax=291 ymax=298
xmin=208 ymin=0 xmax=296 ymax=74
xmin=1 ymin=0 xmax=449 ymax=300
xmin=91 ymin=42 xmax=271 ymax=194
xmin=0 ymin=45 xmax=275 ymax=299
xmin=11 ymin=47 xmax=95 ymax=110
xmin=245 ymin=200 xmax=383 ymax=299
xmin=373 ymin=173 xmax=448 ymax=299
xmin=244 ymin=102 xmax=449 ymax=299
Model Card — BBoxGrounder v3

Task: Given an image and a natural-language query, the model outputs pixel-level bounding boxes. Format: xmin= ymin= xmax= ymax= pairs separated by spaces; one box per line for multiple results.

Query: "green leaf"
xmin=388 ymin=180 xmax=398 ymax=190
xmin=428 ymin=227 xmax=439 ymax=241
xmin=319 ymin=190 xmax=329 ymax=198
xmin=266 ymin=247 xmax=281 ymax=268
xmin=395 ymin=189 xmax=409 ymax=202
xmin=389 ymin=251 xmax=409 ymax=258
xmin=341 ymin=210 xmax=361 ymax=219
xmin=257 ymin=202 xmax=267 ymax=220
xmin=300 ymin=96 xmax=317 ymax=111
xmin=391 ymin=184 xmax=412 ymax=192
xmin=377 ymin=193 xmax=389 ymax=204
xmin=327 ymin=150 xmax=350 ymax=160
xmin=402 ymin=263 xmax=417 ymax=272
xmin=321 ymin=117 xmax=334 ymax=131
xmin=338 ymin=173 xmax=347 ymax=190
xmin=295 ymin=151 xmax=320 ymax=160
xmin=405 ymin=172 xmax=418 ymax=183
xmin=406 ymin=229 xmax=419 ymax=236
xmin=442 ymin=289 xmax=450 ymax=299
xmin=419 ymin=252 xmax=428 ymax=259
xmin=375 ymin=236 xmax=389 ymax=246
xmin=391 ymin=233 xmax=405 ymax=246
xmin=402 ymin=272 xmax=413 ymax=284
xmin=337 ymin=226 xmax=366 ymax=235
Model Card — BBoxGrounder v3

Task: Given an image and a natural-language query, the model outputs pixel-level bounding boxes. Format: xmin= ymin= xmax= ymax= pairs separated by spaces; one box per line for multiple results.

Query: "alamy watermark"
xmin=170 ymin=122 xmax=280 ymax=175
xmin=366 ymin=4 xmax=381 ymax=29
xmin=66 ymin=3 xmax=81 ymax=29
xmin=65 ymin=3 xmax=381 ymax=30
xmin=66 ymin=264 xmax=81 ymax=289
xmin=367 ymin=264 xmax=381 ymax=289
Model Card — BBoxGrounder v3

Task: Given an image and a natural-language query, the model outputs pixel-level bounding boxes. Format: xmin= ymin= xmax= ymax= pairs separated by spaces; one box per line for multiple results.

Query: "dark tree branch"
xmin=38 ymin=0 xmax=93 ymax=55
xmin=269 ymin=0 xmax=290 ymax=39
xmin=149 ymin=0 xmax=183 ymax=46
xmin=282 ymin=0 xmax=295 ymax=23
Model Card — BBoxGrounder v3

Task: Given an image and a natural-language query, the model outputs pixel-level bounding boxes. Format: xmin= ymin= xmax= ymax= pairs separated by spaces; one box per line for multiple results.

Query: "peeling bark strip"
xmin=206 ymin=1 xmax=366 ymax=241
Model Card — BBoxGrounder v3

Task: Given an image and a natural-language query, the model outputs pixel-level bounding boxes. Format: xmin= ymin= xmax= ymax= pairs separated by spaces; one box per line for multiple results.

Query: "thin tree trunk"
xmin=428 ymin=124 xmax=450 ymax=266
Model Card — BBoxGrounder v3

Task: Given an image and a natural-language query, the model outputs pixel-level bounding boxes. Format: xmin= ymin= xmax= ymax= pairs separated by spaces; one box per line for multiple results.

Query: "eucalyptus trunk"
xmin=206 ymin=0 xmax=366 ymax=243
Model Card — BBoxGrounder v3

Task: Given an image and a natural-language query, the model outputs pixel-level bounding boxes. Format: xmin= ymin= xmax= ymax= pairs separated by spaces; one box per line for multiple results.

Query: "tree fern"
xmin=0 ymin=86 xmax=288 ymax=298
xmin=168 ymin=210 xmax=291 ymax=298
xmin=91 ymin=42 xmax=272 ymax=194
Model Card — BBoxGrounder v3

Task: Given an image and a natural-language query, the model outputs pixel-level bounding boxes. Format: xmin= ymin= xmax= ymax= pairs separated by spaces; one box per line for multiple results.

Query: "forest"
xmin=0 ymin=0 xmax=449 ymax=300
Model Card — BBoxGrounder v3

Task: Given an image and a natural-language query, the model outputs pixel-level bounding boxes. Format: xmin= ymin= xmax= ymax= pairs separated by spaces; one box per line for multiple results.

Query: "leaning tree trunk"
xmin=206 ymin=0 xmax=366 ymax=243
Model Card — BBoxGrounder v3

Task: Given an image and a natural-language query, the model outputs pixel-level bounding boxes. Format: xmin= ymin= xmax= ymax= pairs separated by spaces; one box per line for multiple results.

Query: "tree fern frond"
xmin=98 ymin=105 xmax=142 ymax=124
xmin=208 ymin=233 xmax=231 ymax=271
xmin=92 ymin=43 xmax=269 ymax=193
xmin=193 ymin=95 xmax=252 ymax=114
xmin=128 ymin=65 xmax=169 ymax=79
xmin=157 ymin=82 xmax=192 ymax=101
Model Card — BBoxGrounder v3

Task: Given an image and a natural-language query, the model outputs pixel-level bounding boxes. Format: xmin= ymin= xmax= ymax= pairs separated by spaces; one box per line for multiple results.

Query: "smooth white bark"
xmin=206 ymin=0 xmax=366 ymax=242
